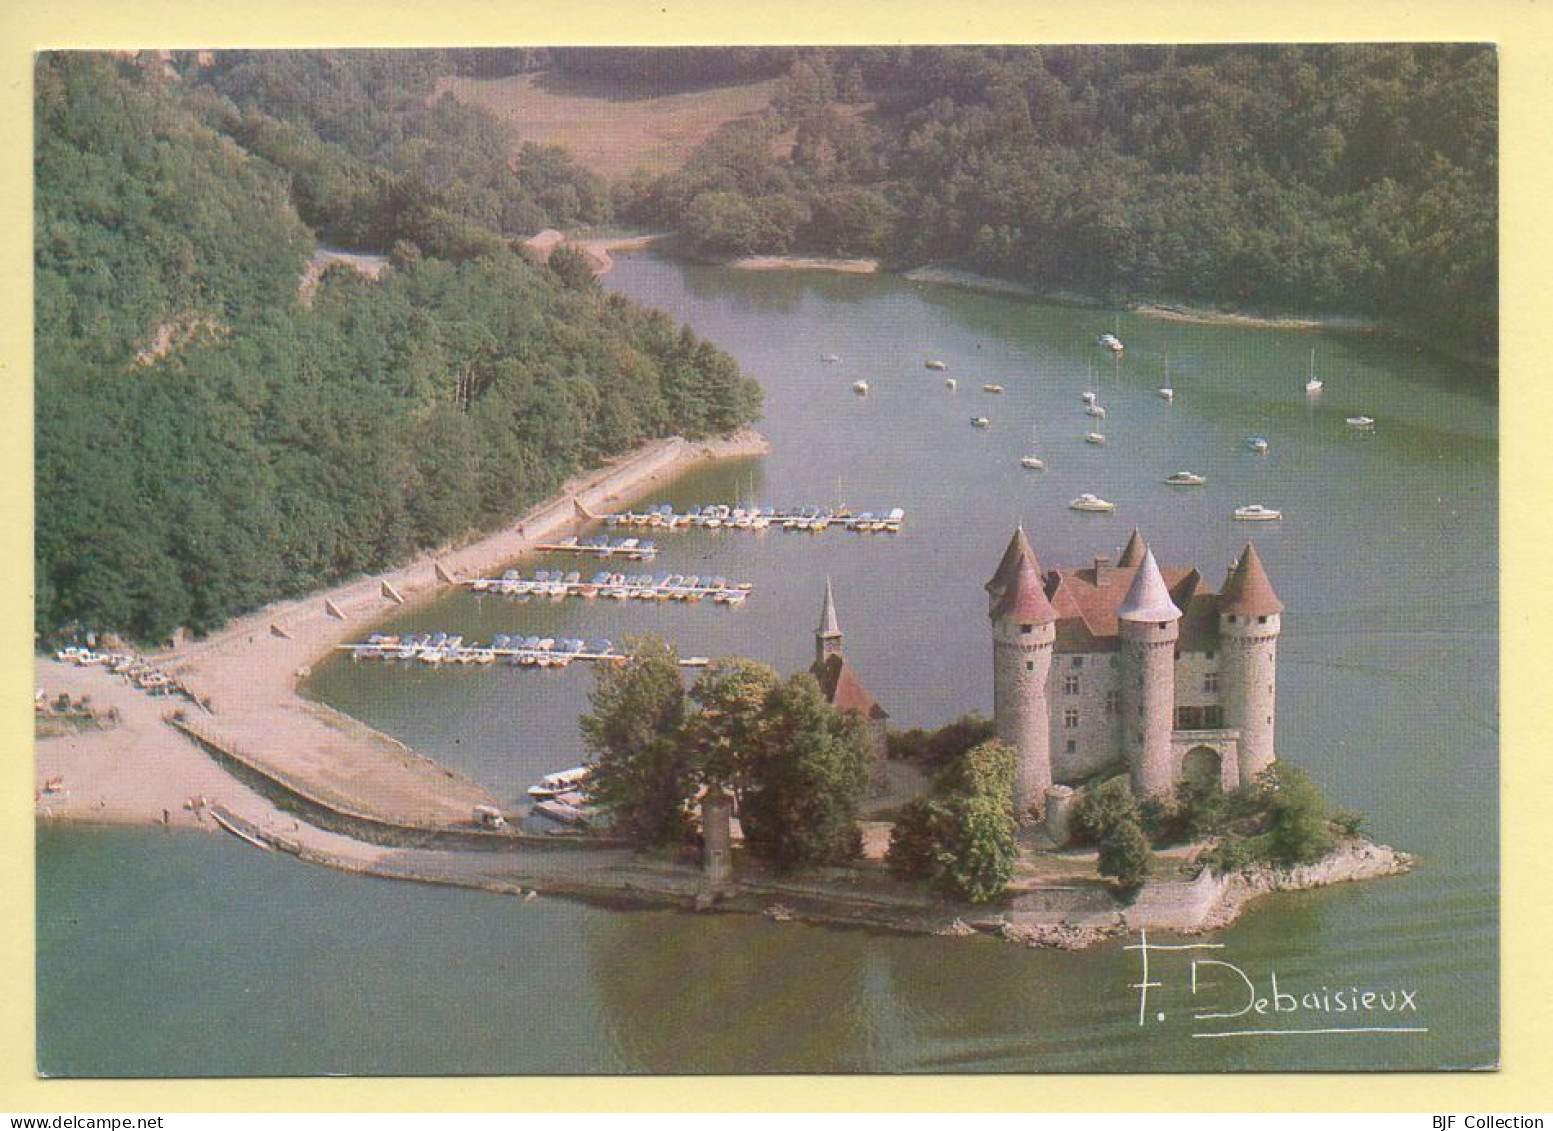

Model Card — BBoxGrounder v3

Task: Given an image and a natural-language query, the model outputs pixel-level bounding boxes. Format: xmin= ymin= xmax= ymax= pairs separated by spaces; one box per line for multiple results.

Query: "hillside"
xmin=34 ymin=52 xmax=761 ymax=644
xmin=433 ymin=71 xmax=783 ymax=179
xmin=621 ymin=45 xmax=1497 ymax=356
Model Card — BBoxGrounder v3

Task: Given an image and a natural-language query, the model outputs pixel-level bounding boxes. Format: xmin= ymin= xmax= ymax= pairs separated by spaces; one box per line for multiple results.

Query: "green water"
xmin=38 ymin=254 xmax=1496 ymax=1074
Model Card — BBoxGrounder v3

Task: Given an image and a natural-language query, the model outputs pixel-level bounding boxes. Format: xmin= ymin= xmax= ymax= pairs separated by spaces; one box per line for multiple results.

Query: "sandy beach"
xmin=728 ymin=255 xmax=879 ymax=274
xmin=37 ymin=428 xmax=768 ymax=833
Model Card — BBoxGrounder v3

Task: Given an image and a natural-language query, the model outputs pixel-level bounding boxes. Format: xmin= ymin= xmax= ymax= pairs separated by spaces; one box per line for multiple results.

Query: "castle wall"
xmin=1044 ymin=651 xmax=1122 ymax=782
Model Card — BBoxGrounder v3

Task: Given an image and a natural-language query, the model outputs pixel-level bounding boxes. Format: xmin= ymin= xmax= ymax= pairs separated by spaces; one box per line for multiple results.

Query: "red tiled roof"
xmin=811 ymin=654 xmax=888 ymax=720
xmin=1047 ymin=562 xmax=1207 ymax=644
xmin=1219 ymin=542 xmax=1284 ymax=617
xmin=994 ymin=553 xmax=1056 ymax=624
xmin=986 ymin=526 xmax=1040 ymax=597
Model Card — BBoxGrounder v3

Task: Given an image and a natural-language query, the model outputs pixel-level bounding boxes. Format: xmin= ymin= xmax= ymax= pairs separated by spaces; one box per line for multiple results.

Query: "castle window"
xmin=1105 ymin=690 xmax=1121 ymax=716
xmin=1226 ymin=615 xmax=1237 ymax=625
xmin=1206 ymin=651 xmax=1216 ymax=660
xmin=1063 ymin=675 xmax=1080 ymax=695
xmin=1026 ymin=661 xmax=1035 ymax=672
xmin=1205 ymin=706 xmax=1224 ymax=728
xmin=1110 ymin=655 xmax=1119 ymax=668
xmin=1204 ymin=672 xmax=1220 ymax=693
xmin=1072 ymin=656 xmax=1083 ymax=669
xmin=1258 ymin=615 xmax=1269 ymax=624
xmin=1020 ymin=624 xmax=1033 ymax=635
xmin=1157 ymin=621 xmax=1169 ymax=630
xmin=1065 ymin=739 xmax=1077 ymax=754
xmin=1064 ymin=708 xmax=1080 ymax=729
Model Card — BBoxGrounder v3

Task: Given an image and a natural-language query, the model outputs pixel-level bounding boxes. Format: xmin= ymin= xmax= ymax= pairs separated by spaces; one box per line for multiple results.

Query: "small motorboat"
xmin=1020 ymin=456 xmax=1046 ymax=470
xmin=945 ymin=378 xmax=957 ymax=390
xmin=1166 ymin=471 xmax=1206 ymax=486
xmin=1246 ymin=436 xmax=1269 ymax=453
xmin=926 ymin=359 xmax=947 ymax=371
xmin=1084 ymin=432 xmax=1107 ymax=445
xmin=971 ymin=417 xmax=991 ymax=428
xmin=1070 ymin=493 xmax=1116 ymax=513
xmin=1346 ymin=415 xmax=1375 ymax=429
xmin=821 ymin=353 xmax=841 ymax=363
xmin=1080 ymin=391 xmax=1098 ymax=404
xmin=1234 ymin=504 xmax=1283 ymax=521
xmin=1086 ymin=403 xmax=1107 ymax=418
xmin=853 ymin=380 xmax=869 ymax=395
xmin=983 ymin=384 xmax=1005 ymax=394
xmin=1158 ymin=387 xmax=1174 ymax=401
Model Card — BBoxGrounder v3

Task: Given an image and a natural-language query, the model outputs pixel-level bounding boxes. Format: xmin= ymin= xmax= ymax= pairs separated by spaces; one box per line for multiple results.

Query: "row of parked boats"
xmin=345 ymin=632 xmax=712 ymax=668
xmin=52 ymin=645 xmax=194 ymax=698
xmin=464 ymin=568 xmax=752 ymax=604
xmin=536 ymin=535 xmax=658 ymax=560
xmin=604 ymin=503 xmax=905 ymax=533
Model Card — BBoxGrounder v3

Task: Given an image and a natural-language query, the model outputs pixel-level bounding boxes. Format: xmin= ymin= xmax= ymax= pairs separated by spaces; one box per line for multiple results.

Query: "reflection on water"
xmin=39 ymin=253 xmax=1497 ymax=1074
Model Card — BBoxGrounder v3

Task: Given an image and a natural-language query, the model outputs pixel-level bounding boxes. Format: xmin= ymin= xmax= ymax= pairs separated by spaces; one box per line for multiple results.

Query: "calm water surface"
xmin=38 ymin=254 xmax=1497 ymax=1074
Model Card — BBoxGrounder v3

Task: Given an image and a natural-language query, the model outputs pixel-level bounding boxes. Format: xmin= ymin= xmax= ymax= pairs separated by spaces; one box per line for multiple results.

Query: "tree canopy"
xmin=627 ymin=45 xmax=1496 ymax=355
xmin=34 ymin=53 xmax=761 ymax=643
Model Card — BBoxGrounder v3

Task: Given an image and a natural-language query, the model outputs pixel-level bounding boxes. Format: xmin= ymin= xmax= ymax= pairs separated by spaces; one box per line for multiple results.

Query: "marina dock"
xmin=603 ymin=503 xmax=905 ymax=533
xmin=534 ymin=535 xmax=659 ymax=560
xmin=462 ymin=569 xmax=753 ymax=604
xmin=339 ymin=633 xmax=711 ymax=669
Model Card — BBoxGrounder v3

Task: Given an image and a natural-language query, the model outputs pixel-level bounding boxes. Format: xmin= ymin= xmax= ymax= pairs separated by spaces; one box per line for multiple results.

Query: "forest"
xmin=615 ymin=45 xmax=1497 ymax=354
xmin=34 ymin=52 xmax=761 ymax=643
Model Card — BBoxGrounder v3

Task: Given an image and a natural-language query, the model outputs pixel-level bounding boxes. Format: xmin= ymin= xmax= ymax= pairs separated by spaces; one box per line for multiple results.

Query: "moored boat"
xmin=971 ymin=416 xmax=991 ymax=428
xmin=1346 ymin=415 xmax=1375 ymax=429
xmin=1246 ymin=436 xmax=1270 ymax=453
xmin=1165 ymin=471 xmax=1206 ymax=486
xmin=1020 ymin=455 xmax=1045 ymax=470
xmin=1084 ymin=431 xmax=1106 ymax=445
xmin=1069 ymin=493 xmax=1116 ymax=513
xmin=853 ymin=380 xmax=869 ymax=395
xmin=925 ymin=359 xmax=947 ymax=370
xmin=1233 ymin=504 xmax=1282 ymax=521
xmin=982 ymin=384 xmax=1004 ymax=394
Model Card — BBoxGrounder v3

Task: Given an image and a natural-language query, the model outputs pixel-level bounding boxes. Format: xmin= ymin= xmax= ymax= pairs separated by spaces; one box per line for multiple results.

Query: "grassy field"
xmin=433 ymin=71 xmax=781 ymax=179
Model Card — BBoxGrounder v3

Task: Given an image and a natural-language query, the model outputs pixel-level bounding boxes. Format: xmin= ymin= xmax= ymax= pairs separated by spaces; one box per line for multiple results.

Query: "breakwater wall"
xmin=169 ymin=715 xmax=631 ymax=853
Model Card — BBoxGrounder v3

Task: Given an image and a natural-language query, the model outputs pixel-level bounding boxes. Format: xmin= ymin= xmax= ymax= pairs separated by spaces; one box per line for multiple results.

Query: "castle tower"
xmin=1117 ymin=545 xmax=1182 ymax=799
xmin=986 ymin=527 xmax=1057 ymax=817
xmin=1217 ymin=543 xmax=1283 ymax=786
xmin=815 ymin=576 xmax=843 ymax=667
xmin=1117 ymin=528 xmax=1147 ymax=567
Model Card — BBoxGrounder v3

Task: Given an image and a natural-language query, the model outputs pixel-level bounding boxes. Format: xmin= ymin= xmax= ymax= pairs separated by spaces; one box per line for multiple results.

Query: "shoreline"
xmin=37 ymin=428 xmax=768 ymax=834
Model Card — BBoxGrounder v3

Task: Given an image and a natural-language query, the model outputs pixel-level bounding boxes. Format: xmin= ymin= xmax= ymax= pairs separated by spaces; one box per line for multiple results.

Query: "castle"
xmin=986 ymin=526 xmax=1282 ymax=817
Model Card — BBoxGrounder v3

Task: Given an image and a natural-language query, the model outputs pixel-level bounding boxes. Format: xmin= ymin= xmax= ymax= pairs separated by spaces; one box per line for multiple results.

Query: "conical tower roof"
xmin=994 ymin=551 xmax=1056 ymax=624
xmin=818 ymin=577 xmax=842 ymax=638
xmin=986 ymin=525 xmax=1040 ymax=597
xmin=1117 ymin=548 xmax=1183 ymax=622
xmin=1219 ymin=543 xmax=1283 ymax=617
xmin=1117 ymin=528 xmax=1148 ymax=567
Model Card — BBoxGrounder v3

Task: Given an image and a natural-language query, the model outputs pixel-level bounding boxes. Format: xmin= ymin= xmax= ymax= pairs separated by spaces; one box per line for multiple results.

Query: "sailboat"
xmin=1305 ymin=348 xmax=1324 ymax=394
xmin=1020 ymin=423 xmax=1045 ymax=469
xmin=1159 ymin=353 xmax=1175 ymax=400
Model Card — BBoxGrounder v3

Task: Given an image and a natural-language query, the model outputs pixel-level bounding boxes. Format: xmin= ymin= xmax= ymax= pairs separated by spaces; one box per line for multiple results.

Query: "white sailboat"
xmin=1159 ymin=352 xmax=1174 ymax=400
xmin=1020 ymin=423 xmax=1044 ymax=469
xmin=1306 ymin=349 xmax=1324 ymax=394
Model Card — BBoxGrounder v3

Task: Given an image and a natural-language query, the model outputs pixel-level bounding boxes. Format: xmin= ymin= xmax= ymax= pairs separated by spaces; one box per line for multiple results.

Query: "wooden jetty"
xmin=602 ymin=503 xmax=904 ymax=533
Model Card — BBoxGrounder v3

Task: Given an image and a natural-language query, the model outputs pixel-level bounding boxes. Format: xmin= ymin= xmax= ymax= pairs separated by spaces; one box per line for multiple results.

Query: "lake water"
xmin=38 ymin=253 xmax=1497 ymax=1075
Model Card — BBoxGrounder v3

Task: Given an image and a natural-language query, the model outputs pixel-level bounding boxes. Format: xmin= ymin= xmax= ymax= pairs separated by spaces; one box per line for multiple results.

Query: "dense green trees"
xmin=629 ymin=45 xmax=1496 ymax=354
xmin=580 ymin=648 xmax=871 ymax=869
xmin=34 ymin=53 xmax=761 ymax=643
xmin=887 ymin=739 xmax=1019 ymax=902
